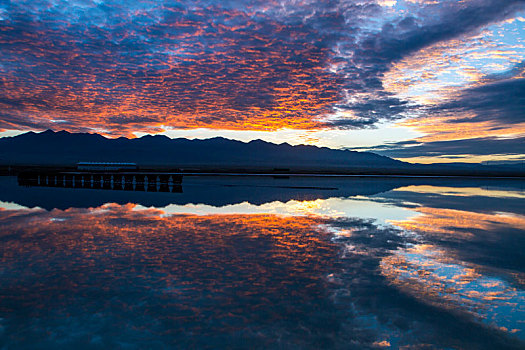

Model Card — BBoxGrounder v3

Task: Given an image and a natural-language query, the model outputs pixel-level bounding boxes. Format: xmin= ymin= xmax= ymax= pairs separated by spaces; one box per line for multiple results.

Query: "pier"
xmin=18 ymin=171 xmax=183 ymax=193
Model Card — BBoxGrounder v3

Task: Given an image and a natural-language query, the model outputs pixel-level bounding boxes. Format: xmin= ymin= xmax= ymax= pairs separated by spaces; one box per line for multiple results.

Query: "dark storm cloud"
xmin=0 ymin=0 xmax=524 ymax=134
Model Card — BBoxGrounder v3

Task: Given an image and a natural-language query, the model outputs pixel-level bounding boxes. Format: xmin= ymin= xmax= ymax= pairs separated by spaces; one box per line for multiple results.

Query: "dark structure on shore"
xmin=76 ymin=162 xmax=138 ymax=171
xmin=18 ymin=162 xmax=183 ymax=193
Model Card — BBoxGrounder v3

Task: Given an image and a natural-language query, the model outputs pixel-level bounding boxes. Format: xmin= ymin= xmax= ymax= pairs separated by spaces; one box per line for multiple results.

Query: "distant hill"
xmin=0 ymin=130 xmax=524 ymax=176
xmin=0 ymin=130 xmax=406 ymax=171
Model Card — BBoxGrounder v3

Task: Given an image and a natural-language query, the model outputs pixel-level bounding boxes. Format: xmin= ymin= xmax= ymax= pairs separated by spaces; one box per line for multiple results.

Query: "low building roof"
xmin=77 ymin=162 xmax=137 ymax=165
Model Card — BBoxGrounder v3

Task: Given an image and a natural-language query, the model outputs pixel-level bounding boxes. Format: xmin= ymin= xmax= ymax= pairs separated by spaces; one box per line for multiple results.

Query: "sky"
xmin=0 ymin=0 xmax=524 ymax=163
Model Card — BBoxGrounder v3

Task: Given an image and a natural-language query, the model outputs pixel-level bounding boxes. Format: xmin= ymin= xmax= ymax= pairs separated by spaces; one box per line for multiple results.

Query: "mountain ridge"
xmin=0 ymin=129 xmax=404 ymax=170
xmin=1 ymin=130 xmax=524 ymax=177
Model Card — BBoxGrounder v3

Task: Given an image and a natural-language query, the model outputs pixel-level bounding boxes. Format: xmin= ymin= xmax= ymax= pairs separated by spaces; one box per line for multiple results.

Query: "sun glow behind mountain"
xmin=0 ymin=0 xmax=524 ymax=163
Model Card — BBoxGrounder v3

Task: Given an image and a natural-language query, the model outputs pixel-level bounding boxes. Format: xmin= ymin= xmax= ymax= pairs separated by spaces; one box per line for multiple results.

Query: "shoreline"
xmin=1 ymin=164 xmax=525 ymax=179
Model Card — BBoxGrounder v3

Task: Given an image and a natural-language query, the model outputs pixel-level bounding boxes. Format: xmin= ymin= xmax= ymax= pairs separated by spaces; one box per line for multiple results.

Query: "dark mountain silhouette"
xmin=0 ymin=130 xmax=524 ymax=176
xmin=0 ymin=130 xmax=406 ymax=170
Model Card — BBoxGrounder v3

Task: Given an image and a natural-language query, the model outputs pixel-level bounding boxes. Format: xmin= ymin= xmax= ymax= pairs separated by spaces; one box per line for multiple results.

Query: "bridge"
xmin=18 ymin=171 xmax=183 ymax=193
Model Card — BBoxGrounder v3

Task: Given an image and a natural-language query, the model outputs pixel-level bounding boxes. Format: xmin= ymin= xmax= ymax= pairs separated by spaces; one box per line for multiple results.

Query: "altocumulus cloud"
xmin=0 ymin=0 xmax=524 ymax=136
xmin=359 ymin=62 xmax=525 ymax=161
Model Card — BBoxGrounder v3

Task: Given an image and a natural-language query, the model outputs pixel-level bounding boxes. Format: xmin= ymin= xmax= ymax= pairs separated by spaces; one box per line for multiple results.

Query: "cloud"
xmin=0 ymin=1 xmax=345 ymax=134
xmin=1 ymin=201 xmax=523 ymax=348
xmin=435 ymin=76 xmax=525 ymax=126
xmin=357 ymin=60 xmax=525 ymax=160
xmin=0 ymin=0 xmax=524 ymax=135
xmin=326 ymin=0 xmax=525 ymax=126
xmin=360 ymin=136 xmax=525 ymax=159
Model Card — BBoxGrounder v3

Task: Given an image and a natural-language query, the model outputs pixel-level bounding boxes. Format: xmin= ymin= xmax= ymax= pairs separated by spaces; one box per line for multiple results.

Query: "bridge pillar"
xmin=159 ymin=175 xmax=169 ymax=192
xmin=115 ymin=174 xmax=124 ymax=189
xmin=123 ymin=175 xmax=133 ymax=190
xmin=102 ymin=174 xmax=111 ymax=189
xmin=113 ymin=179 xmax=123 ymax=190
xmin=146 ymin=174 xmax=157 ymax=192
xmin=64 ymin=174 xmax=73 ymax=187
xmin=90 ymin=175 xmax=98 ymax=188
xmin=74 ymin=175 xmax=82 ymax=187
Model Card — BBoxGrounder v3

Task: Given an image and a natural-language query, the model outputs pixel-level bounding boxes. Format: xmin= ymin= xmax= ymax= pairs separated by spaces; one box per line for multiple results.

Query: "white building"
xmin=76 ymin=162 xmax=137 ymax=171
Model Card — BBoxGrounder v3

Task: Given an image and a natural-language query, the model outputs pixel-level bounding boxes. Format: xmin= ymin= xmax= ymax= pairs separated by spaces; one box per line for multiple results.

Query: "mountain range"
xmin=0 ymin=130 xmax=524 ymax=176
xmin=0 ymin=130 xmax=403 ymax=169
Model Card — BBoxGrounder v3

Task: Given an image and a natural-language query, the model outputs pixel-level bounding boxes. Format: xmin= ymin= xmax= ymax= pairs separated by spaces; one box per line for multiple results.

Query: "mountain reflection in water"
xmin=0 ymin=176 xmax=524 ymax=349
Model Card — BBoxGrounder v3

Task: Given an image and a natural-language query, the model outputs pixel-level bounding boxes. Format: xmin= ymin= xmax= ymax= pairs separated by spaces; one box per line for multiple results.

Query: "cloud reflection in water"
xmin=0 ymin=179 xmax=524 ymax=349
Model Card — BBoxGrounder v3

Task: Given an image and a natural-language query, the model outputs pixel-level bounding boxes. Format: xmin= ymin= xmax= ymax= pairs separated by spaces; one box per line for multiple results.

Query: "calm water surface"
xmin=0 ymin=176 xmax=524 ymax=349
